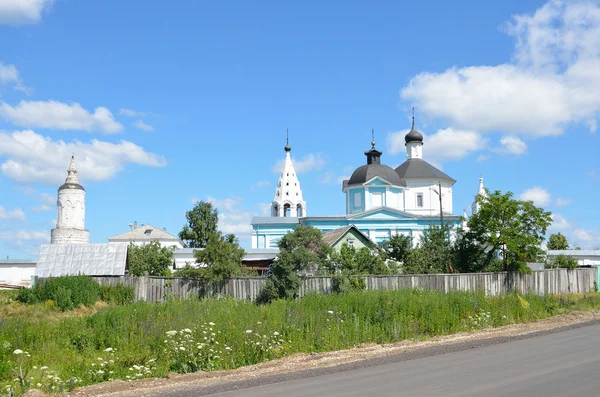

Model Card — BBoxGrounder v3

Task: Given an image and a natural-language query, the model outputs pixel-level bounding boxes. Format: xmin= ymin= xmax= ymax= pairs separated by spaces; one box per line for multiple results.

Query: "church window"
xmin=354 ymin=191 xmax=362 ymax=208
xmin=286 ymin=182 xmax=289 ymax=186
xmin=286 ymin=192 xmax=289 ymax=195
xmin=347 ymin=238 xmax=355 ymax=248
xmin=287 ymin=173 xmax=289 ymax=176
xmin=416 ymin=193 xmax=423 ymax=208
xmin=144 ymin=229 xmax=152 ymax=235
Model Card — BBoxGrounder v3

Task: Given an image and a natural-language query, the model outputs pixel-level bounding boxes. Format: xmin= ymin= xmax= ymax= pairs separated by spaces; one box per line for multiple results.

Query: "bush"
xmin=16 ymin=276 xmax=100 ymax=310
xmin=99 ymin=285 xmax=135 ymax=305
xmin=332 ymin=273 xmax=366 ymax=294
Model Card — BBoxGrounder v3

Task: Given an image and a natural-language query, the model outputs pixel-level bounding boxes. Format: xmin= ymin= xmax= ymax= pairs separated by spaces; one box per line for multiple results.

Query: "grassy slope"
xmin=1 ymin=289 xmax=600 ymax=395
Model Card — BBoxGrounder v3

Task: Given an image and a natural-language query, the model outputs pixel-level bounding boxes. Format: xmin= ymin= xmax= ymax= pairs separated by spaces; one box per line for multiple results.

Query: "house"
xmin=0 ymin=259 xmax=37 ymax=287
xmin=108 ymin=222 xmax=186 ymax=249
xmin=546 ymin=250 xmax=600 ymax=267
xmin=321 ymin=225 xmax=375 ymax=251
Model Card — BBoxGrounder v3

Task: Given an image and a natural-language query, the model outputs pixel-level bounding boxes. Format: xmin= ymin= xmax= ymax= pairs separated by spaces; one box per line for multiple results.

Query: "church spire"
xmin=270 ymin=130 xmax=306 ymax=217
xmin=65 ymin=155 xmax=80 ymax=184
xmin=284 ymin=128 xmax=291 ymax=152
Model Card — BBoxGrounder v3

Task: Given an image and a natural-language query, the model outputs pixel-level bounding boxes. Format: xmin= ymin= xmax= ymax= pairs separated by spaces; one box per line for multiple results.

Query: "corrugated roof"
xmin=347 ymin=164 xmax=406 ymax=187
xmin=395 ymin=158 xmax=455 ymax=183
xmin=35 ymin=243 xmax=128 ymax=277
xmin=546 ymin=250 xmax=600 ymax=256
xmin=109 ymin=224 xmax=182 ymax=243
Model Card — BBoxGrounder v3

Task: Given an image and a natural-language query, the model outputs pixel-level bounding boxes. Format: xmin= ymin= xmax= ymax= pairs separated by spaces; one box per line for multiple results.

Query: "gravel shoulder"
xmin=59 ymin=310 xmax=600 ymax=397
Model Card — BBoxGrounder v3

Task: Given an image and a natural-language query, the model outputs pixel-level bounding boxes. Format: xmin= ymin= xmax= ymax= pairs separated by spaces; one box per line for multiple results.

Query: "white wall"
xmin=0 ymin=262 xmax=36 ymax=286
xmin=403 ymin=180 xmax=453 ymax=215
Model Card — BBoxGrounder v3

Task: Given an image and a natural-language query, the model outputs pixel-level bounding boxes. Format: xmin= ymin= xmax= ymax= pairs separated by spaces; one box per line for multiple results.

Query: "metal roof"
xmin=321 ymin=225 xmax=374 ymax=248
xmin=347 ymin=164 xmax=406 ymax=187
xmin=251 ymin=216 xmax=300 ymax=225
xmin=394 ymin=158 xmax=455 ymax=183
xmin=546 ymin=250 xmax=600 ymax=256
xmin=35 ymin=243 xmax=129 ymax=277
xmin=109 ymin=224 xmax=183 ymax=243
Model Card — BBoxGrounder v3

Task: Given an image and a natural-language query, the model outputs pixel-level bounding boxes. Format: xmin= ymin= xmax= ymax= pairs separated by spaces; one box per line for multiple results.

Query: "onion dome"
xmin=405 ymin=115 xmax=423 ymax=144
xmin=347 ymin=131 xmax=405 ymax=187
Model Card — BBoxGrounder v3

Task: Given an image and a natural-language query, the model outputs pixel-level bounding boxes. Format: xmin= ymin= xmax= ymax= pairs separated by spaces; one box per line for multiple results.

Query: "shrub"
xmin=99 ymin=285 xmax=135 ymax=305
xmin=16 ymin=276 xmax=100 ymax=310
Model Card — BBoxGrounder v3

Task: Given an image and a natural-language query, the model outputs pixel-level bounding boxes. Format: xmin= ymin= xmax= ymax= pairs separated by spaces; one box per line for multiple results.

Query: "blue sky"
xmin=0 ymin=0 xmax=599 ymax=258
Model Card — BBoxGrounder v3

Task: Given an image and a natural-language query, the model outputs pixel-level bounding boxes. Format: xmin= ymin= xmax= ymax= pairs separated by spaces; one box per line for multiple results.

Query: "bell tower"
xmin=271 ymin=131 xmax=307 ymax=218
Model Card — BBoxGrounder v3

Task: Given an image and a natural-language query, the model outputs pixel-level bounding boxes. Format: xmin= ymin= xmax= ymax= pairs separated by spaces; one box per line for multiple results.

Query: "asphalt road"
xmin=159 ymin=323 xmax=600 ymax=397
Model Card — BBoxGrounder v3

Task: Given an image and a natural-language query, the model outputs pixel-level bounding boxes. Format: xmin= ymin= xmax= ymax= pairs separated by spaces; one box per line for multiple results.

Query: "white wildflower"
xmin=104 ymin=347 xmax=113 ymax=352
xmin=208 ymin=322 xmax=215 ymax=326
xmin=166 ymin=330 xmax=178 ymax=336
xmin=273 ymin=331 xmax=280 ymax=336
xmin=246 ymin=329 xmax=253 ymax=334
xmin=183 ymin=328 xmax=192 ymax=333
xmin=13 ymin=349 xmax=23 ymax=355
xmin=179 ymin=346 xmax=186 ymax=351
xmin=40 ymin=366 xmax=48 ymax=370
xmin=327 ymin=310 xmax=334 ymax=315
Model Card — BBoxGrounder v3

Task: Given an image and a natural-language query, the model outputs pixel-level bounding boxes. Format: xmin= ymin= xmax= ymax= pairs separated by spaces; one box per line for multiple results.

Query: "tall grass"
xmin=1 ymin=289 xmax=599 ymax=396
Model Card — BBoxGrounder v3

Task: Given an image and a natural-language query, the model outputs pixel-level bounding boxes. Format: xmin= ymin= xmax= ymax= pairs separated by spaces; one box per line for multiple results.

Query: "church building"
xmin=251 ymin=118 xmax=463 ymax=249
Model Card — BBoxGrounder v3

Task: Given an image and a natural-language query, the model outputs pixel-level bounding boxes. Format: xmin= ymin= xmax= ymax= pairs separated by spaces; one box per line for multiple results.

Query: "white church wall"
xmin=0 ymin=261 xmax=36 ymax=287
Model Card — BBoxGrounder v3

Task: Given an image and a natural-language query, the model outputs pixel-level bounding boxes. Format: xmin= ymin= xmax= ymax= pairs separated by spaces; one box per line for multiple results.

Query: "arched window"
xmin=284 ymin=204 xmax=291 ymax=217
xmin=296 ymin=204 xmax=303 ymax=217
xmin=272 ymin=204 xmax=279 ymax=217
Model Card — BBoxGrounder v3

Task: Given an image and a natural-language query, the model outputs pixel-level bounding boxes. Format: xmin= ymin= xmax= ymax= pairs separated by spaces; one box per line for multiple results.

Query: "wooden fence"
xmin=78 ymin=267 xmax=598 ymax=303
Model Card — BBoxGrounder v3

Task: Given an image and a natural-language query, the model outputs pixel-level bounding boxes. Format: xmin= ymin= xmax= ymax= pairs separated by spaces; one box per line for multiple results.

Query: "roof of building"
xmin=321 ymin=225 xmax=374 ymax=248
xmin=394 ymin=158 xmax=456 ymax=183
xmin=59 ymin=155 xmax=85 ymax=191
xmin=251 ymin=216 xmax=300 ymax=225
xmin=546 ymin=250 xmax=600 ymax=257
xmin=36 ymin=243 xmax=128 ymax=277
xmin=108 ymin=224 xmax=183 ymax=243
xmin=347 ymin=163 xmax=406 ymax=187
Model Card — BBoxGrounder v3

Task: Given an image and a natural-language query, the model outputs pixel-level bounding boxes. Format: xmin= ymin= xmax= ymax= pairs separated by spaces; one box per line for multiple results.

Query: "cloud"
xmin=272 ymin=153 xmax=326 ymax=174
xmin=555 ymin=197 xmax=572 ymax=208
xmin=387 ymin=128 xmax=487 ymax=165
xmin=0 ymin=129 xmax=167 ymax=184
xmin=548 ymin=213 xmax=600 ymax=249
xmin=0 ymin=62 xmax=28 ymax=93
xmin=476 ymin=154 xmax=491 ymax=162
xmin=133 ymin=120 xmax=154 ymax=132
xmin=0 ymin=100 xmax=123 ymax=134
xmin=549 ymin=213 xmax=571 ymax=231
xmin=0 ymin=206 xmax=26 ymax=221
xmin=206 ymin=196 xmax=255 ymax=236
xmin=0 ymin=0 xmax=53 ymax=25
xmin=401 ymin=0 xmax=600 ymax=137
xmin=519 ymin=186 xmax=552 ymax=207
xmin=30 ymin=204 xmax=51 ymax=212
xmin=498 ymin=136 xmax=527 ymax=155
xmin=251 ymin=180 xmax=270 ymax=191
xmin=119 ymin=108 xmax=147 ymax=118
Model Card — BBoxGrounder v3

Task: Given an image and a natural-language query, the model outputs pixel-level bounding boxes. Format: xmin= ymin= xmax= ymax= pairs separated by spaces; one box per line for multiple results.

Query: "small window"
xmin=416 ymin=193 xmax=423 ymax=208
xmin=354 ymin=191 xmax=362 ymax=208
xmin=347 ymin=238 xmax=355 ymax=248
xmin=144 ymin=229 xmax=152 ymax=235
xmin=286 ymin=182 xmax=289 ymax=186
xmin=286 ymin=192 xmax=289 ymax=195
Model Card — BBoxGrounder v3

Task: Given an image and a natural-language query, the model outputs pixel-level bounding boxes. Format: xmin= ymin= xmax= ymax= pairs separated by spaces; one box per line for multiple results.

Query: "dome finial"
xmin=405 ymin=107 xmax=423 ymax=145
xmin=412 ymin=106 xmax=415 ymax=129
xmin=371 ymin=128 xmax=376 ymax=149
xmin=284 ymin=128 xmax=291 ymax=152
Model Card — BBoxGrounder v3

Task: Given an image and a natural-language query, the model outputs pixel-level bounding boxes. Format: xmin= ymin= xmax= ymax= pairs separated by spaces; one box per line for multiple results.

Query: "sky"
xmin=0 ymin=0 xmax=599 ymax=258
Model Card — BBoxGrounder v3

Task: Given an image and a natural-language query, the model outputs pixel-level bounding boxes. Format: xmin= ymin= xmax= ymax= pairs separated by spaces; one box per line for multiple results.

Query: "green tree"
xmin=128 ymin=241 xmax=174 ymax=276
xmin=194 ymin=233 xmax=246 ymax=284
xmin=403 ymin=223 xmax=453 ymax=274
xmin=545 ymin=254 xmax=578 ymax=269
xmin=179 ymin=201 xmax=219 ymax=248
xmin=381 ymin=233 xmax=412 ymax=265
xmin=547 ymin=233 xmax=569 ymax=250
xmin=257 ymin=225 xmax=330 ymax=303
xmin=463 ymin=190 xmax=552 ymax=273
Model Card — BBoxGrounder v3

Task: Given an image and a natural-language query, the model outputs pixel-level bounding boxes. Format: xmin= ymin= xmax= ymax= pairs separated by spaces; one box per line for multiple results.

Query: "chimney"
xmin=134 ymin=221 xmax=137 ymax=229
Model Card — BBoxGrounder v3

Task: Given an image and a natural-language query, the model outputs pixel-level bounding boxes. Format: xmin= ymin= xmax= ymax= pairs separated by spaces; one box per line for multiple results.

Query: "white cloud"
xmin=0 ymin=129 xmax=166 ymax=184
xmin=401 ymin=0 xmax=600 ymax=137
xmin=119 ymin=108 xmax=147 ymax=118
xmin=549 ymin=213 xmax=571 ymax=231
xmin=0 ymin=0 xmax=53 ymax=25
xmin=133 ymin=120 xmax=154 ymax=132
xmin=519 ymin=186 xmax=552 ymax=207
xmin=251 ymin=180 xmax=270 ymax=191
xmin=0 ymin=62 xmax=28 ymax=93
xmin=555 ymin=197 xmax=572 ymax=208
xmin=272 ymin=153 xmax=326 ymax=174
xmin=30 ymin=204 xmax=51 ymax=212
xmin=498 ymin=136 xmax=527 ymax=155
xmin=549 ymin=213 xmax=600 ymax=249
xmin=387 ymin=128 xmax=487 ymax=165
xmin=206 ymin=196 xmax=255 ymax=236
xmin=0 ymin=100 xmax=123 ymax=134
xmin=0 ymin=206 xmax=26 ymax=221
xmin=476 ymin=154 xmax=491 ymax=162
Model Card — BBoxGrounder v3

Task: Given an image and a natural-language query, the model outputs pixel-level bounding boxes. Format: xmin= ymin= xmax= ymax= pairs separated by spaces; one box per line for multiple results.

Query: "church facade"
xmin=251 ymin=119 xmax=463 ymax=249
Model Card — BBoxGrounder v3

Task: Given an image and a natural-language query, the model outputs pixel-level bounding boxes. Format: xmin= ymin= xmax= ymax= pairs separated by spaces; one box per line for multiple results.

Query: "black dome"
xmin=405 ymin=126 xmax=423 ymax=144
xmin=58 ymin=182 xmax=85 ymax=191
xmin=347 ymin=163 xmax=405 ymax=187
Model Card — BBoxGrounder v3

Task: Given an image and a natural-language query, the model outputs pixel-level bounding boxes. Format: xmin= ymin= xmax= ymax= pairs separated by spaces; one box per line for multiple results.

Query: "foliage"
xmin=16 ymin=276 xmax=100 ymax=311
xmin=545 ymin=254 xmax=578 ymax=269
xmin=381 ymin=233 xmax=412 ymax=265
xmin=178 ymin=201 xmax=219 ymax=248
xmin=327 ymin=243 xmax=395 ymax=275
xmin=460 ymin=190 xmax=552 ymax=273
xmin=331 ymin=272 xmax=366 ymax=294
xmin=173 ymin=263 xmax=205 ymax=279
xmin=3 ymin=289 xmax=600 ymax=395
xmin=194 ymin=233 xmax=247 ymax=285
xmin=258 ymin=226 xmax=330 ymax=303
xmin=127 ymin=241 xmax=174 ymax=277
xmin=547 ymin=233 xmax=569 ymax=250
xmin=99 ymin=285 xmax=135 ymax=305
xmin=404 ymin=223 xmax=454 ymax=274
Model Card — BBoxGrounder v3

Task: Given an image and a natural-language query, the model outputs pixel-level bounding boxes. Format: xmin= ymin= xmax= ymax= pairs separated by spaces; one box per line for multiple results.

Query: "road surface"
xmin=154 ymin=322 xmax=600 ymax=397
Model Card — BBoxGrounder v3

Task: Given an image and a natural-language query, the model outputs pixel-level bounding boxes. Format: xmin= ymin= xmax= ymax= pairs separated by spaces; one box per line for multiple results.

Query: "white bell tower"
xmin=51 ymin=155 xmax=90 ymax=244
xmin=271 ymin=131 xmax=307 ymax=218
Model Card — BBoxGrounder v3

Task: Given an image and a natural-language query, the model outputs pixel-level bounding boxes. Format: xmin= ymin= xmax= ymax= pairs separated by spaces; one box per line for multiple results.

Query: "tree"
xmin=547 ymin=233 xmax=569 ymax=250
xmin=381 ymin=233 xmax=412 ymax=265
xmin=179 ymin=201 xmax=219 ymax=248
xmin=128 ymin=241 xmax=174 ymax=276
xmin=462 ymin=190 xmax=552 ymax=273
xmin=257 ymin=225 xmax=330 ymax=303
xmin=545 ymin=254 xmax=578 ymax=269
xmin=194 ymin=232 xmax=246 ymax=284
xmin=403 ymin=223 xmax=454 ymax=274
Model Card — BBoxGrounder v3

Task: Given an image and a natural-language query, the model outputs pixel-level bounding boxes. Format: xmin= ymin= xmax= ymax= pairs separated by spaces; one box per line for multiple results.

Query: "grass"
xmin=1 ymin=289 xmax=600 ymax=395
